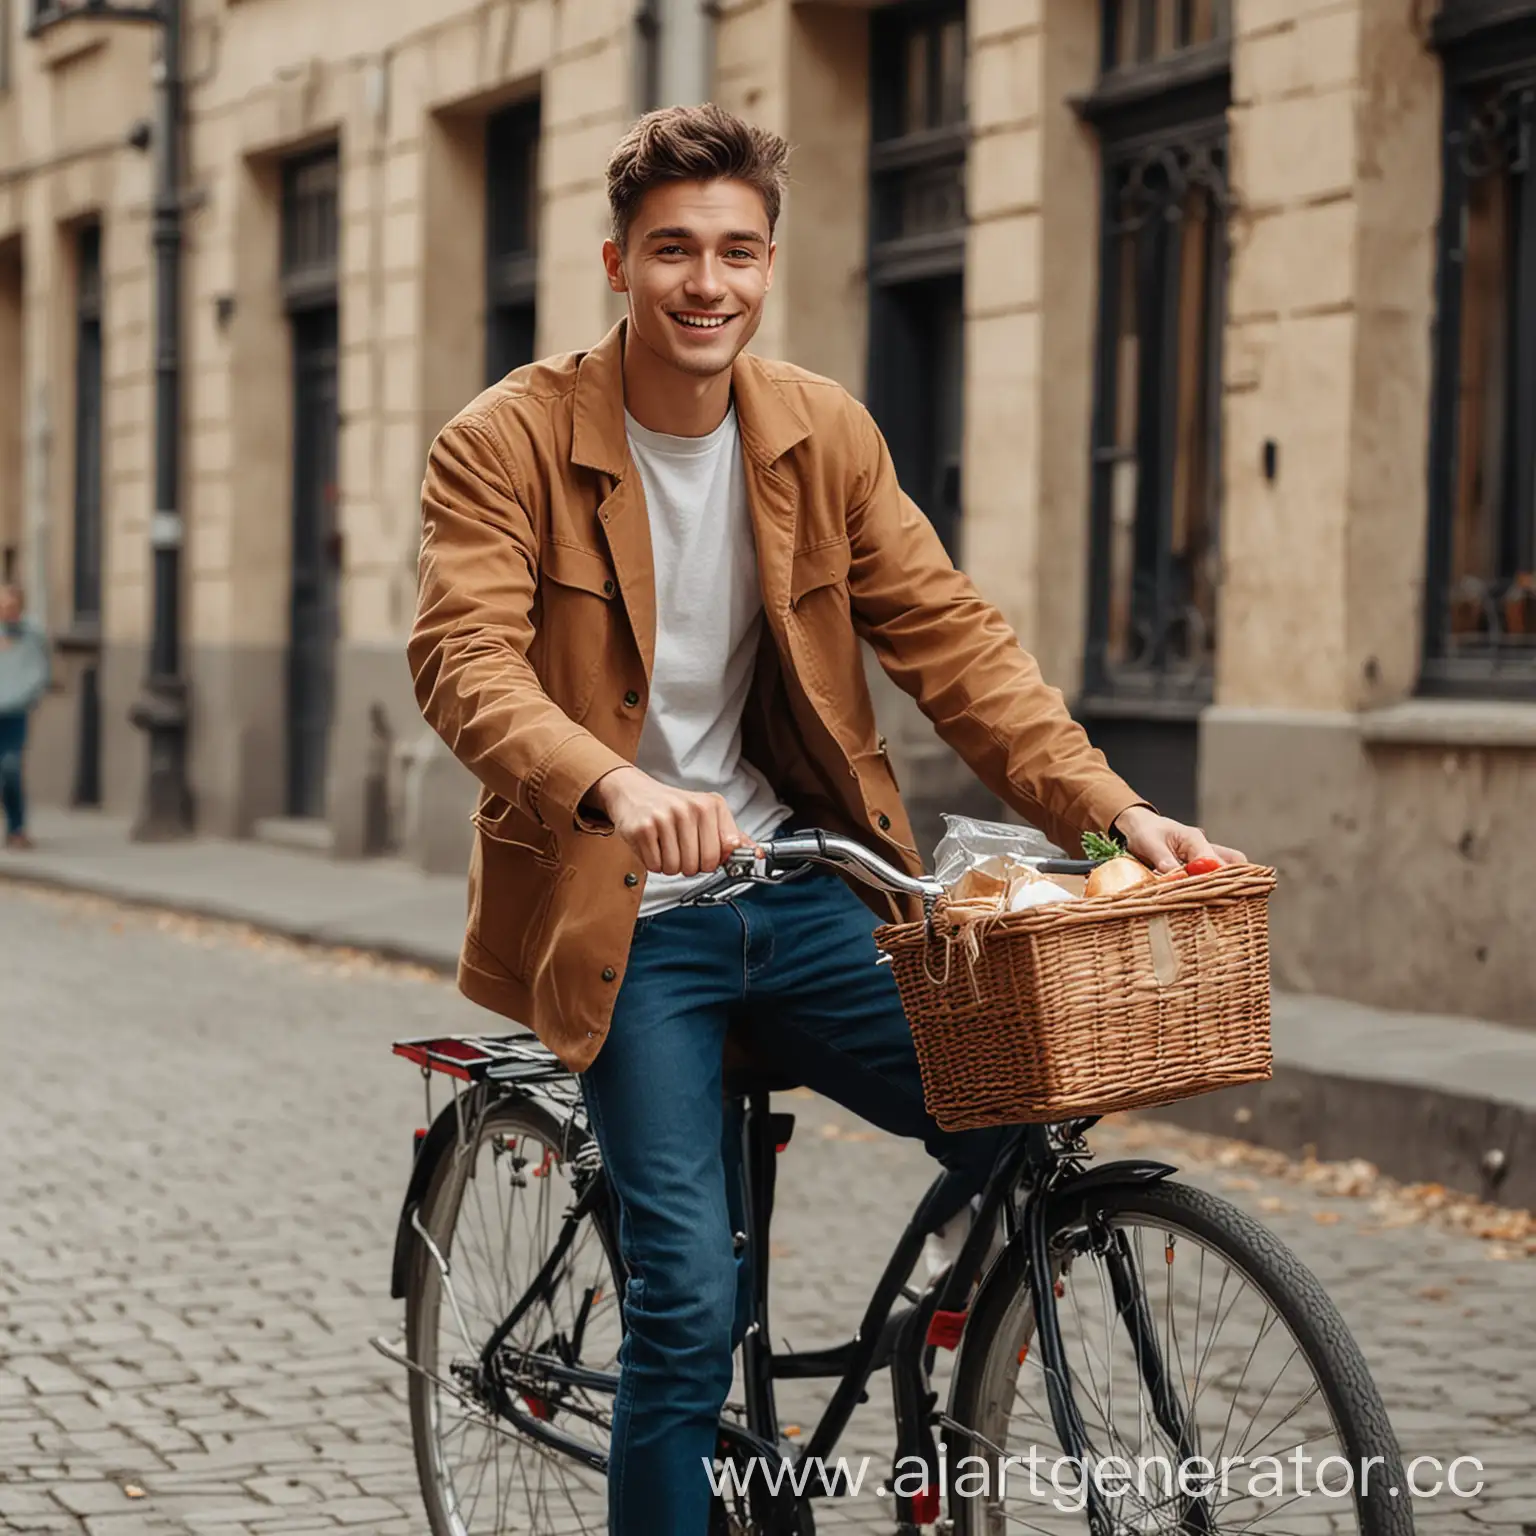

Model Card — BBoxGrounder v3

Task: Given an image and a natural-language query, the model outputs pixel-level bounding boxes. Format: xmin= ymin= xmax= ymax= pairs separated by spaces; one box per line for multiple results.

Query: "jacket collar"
xmin=570 ymin=320 xmax=812 ymax=476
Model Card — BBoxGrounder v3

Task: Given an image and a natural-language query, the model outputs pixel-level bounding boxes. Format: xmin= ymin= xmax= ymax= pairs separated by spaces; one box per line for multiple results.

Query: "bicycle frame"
xmin=390 ymin=1060 xmax=1185 ymax=1531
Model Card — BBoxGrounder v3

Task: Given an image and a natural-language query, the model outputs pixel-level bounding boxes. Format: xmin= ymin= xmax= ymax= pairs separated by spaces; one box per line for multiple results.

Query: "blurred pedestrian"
xmin=0 ymin=583 xmax=49 ymax=850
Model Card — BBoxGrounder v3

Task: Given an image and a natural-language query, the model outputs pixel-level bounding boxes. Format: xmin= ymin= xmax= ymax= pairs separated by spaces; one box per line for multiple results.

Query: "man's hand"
xmin=586 ymin=766 xmax=758 ymax=876
xmin=1111 ymin=805 xmax=1246 ymax=874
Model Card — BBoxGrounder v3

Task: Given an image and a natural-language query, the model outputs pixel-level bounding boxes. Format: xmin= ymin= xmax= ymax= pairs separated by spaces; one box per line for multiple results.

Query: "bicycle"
xmin=375 ymin=830 xmax=1413 ymax=1536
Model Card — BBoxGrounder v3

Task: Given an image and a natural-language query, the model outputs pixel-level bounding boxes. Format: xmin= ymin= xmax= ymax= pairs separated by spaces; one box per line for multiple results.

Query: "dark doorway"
xmin=71 ymin=222 xmax=104 ymax=808
xmin=486 ymin=99 xmax=540 ymax=384
xmin=866 ymin=1 xmax=967 ymax=561
xmin=870 ymin=274 xmax=964 ymax=560
xmin=281 ymin=150 xmax=341 ymax=820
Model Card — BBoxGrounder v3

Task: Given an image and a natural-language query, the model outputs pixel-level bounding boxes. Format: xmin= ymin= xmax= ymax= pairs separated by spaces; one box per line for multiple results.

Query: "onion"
xmin=1084 ymin=856 xmax=1156 ymax=898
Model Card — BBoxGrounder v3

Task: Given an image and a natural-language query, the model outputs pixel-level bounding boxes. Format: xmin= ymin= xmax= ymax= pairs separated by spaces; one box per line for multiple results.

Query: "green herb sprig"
xmin=1081 ymin=830 xmax=1126 ymax=865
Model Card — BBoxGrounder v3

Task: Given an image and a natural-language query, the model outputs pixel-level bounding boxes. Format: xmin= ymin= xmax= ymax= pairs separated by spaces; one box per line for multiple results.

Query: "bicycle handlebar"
xmin=683 ymin=830 xmax=1098 ymax=912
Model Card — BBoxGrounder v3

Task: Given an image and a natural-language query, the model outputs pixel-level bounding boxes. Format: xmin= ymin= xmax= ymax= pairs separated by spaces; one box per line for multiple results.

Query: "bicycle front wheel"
xmin=947 ymin=1179 xmax=1413 ymax=1536
xmin=405 ymin=1092 xmax=623 ymax=1535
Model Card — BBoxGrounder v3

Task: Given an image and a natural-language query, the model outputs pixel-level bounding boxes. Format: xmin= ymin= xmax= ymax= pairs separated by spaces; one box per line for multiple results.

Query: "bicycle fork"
xmin=1021 ymin=1167 xmax=1213 ymax=1536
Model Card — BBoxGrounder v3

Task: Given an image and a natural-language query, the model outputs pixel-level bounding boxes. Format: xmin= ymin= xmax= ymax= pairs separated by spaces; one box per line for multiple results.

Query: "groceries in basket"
xmin=876 ymin=814 xmax=1278 ymax=1129
xmin=932 ymin=816 xmax=1222 ymax=920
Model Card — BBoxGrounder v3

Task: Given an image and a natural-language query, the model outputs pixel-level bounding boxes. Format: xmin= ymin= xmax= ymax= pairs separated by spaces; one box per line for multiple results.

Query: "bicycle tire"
xmin=946 ymin=1178 xmax=1414 ymax=1536
xmin=406 ymin=1092 xmax=623 ymax=1535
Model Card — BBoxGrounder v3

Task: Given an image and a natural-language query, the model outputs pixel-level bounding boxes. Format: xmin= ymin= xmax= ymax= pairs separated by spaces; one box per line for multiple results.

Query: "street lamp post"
xmin=32 ymin=0 xmax=193 ymax=838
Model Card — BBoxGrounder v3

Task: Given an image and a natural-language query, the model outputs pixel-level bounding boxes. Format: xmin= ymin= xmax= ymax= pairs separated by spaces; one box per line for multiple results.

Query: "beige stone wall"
xmin=0 ymin=0 xmax=639 ymax=834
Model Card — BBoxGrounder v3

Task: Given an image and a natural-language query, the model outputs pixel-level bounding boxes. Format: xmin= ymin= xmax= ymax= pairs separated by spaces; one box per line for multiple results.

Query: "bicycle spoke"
xmin=965 ymin=1198 xmax=1367 ymax=1536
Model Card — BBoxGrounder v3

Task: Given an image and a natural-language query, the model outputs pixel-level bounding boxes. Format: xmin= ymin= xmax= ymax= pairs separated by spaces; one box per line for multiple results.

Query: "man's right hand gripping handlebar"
xmin=584 ymin=766 xmax=764 ymax=877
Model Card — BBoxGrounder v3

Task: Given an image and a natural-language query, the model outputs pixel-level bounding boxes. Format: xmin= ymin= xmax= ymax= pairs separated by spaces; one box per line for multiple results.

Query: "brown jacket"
xmin=411 ymin=322 xmax=1142 ymax=1070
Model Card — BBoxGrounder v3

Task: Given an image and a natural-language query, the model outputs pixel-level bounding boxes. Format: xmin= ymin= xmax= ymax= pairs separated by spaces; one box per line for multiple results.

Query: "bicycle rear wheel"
xmin=947 ymin=1179 xmax=1413 ymax=1536
xmin=406 ymin=1092 xmax=622 ymax=1535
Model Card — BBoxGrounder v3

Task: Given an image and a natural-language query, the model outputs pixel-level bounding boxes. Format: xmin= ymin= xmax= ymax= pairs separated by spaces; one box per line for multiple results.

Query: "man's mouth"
xmin=668 ymin=311 xmax=736 ymax=331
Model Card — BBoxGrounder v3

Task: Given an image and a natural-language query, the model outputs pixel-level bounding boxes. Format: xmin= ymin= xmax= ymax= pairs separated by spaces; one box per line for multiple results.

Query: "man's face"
xmin=603 ymin=178 xmax=775 ymax=382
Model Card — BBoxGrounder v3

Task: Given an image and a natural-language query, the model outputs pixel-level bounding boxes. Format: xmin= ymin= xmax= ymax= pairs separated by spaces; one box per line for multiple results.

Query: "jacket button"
xmin=624 ymin=872 xmax=639 ymax=888
xmin=877 ymin=813 xmax=892 ymax=832
xmin=602 ymin=966 xmax=617 ymax=981
xmin=602 ymin=579 xmax=616 ymax=596
xmin=623 ymin=689 xmax=640 ymax=708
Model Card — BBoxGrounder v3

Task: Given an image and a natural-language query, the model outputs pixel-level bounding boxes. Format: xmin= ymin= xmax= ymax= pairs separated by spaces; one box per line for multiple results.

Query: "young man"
xmin=411 ymin=104 xmax=1242 ymax=1533
xmin=0 ymin=584 xmax=49 ymax=851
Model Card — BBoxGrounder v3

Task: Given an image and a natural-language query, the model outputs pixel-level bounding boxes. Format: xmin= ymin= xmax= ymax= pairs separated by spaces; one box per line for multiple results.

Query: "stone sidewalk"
xmin=6 ymin=805 xmax=1536 ymax=1209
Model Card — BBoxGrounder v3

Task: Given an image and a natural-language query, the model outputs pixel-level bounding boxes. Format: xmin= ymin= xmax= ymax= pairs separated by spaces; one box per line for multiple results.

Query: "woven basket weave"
xmin=873 ymin=863 xmax=1277 ymax=1130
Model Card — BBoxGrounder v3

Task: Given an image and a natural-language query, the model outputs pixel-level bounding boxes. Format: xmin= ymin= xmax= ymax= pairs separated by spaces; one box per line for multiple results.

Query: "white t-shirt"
xmin=624 ymin=406 xmax=792 ymax=917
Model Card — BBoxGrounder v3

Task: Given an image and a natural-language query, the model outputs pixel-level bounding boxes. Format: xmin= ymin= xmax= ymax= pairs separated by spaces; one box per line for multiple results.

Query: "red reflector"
xmin=911 ymin=1485 xmax=940 ymax=1523
xmin=392 ymin=1041 xmax=474 ymax=1081
xmin=775 ymin=1141 xmax=789 ymax=1153
xmin=926 ymin=1309 xmax=967 ymax=1350
xmin=522 ymin=1394 xmax=550 ymax=1421
xmin=412 ymin=1128 xmax=427 ymax=1157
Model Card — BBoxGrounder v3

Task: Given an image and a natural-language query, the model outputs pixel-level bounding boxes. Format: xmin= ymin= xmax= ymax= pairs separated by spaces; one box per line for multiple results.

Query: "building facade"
xmin=2 ymin=0 xmax=1533 ymax=1027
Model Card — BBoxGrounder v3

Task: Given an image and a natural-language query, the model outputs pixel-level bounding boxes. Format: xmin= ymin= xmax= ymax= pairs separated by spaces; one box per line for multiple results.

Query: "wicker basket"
xmin=874 ymin=863 xmax=1277 ymax=1130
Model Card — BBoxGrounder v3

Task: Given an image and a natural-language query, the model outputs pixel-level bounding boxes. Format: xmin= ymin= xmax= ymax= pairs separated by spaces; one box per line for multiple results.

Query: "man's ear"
xmin=763 ymin=239 xmax=776 ymax=295
xmin=602 ymin=238 xmax=628 ymax=295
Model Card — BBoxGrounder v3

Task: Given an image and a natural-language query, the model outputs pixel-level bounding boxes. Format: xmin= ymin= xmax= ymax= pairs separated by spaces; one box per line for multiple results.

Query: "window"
xmin=281 ymin=148 xmax=340 ymax=311
xmin=1100 ymin=0 xmax=1229 ymax=73
xmin=1424 ymin=6 xmax=1536 ymax=695
xmin=1081 ymin=5 xmax=1230 ymax=705
xmin=866 ymin=0 xmax=967 ymax=561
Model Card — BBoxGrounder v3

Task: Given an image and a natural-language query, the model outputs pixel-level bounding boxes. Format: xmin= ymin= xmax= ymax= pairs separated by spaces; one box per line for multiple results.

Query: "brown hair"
xmin=606 ymin=104 xmax=790 ymax=247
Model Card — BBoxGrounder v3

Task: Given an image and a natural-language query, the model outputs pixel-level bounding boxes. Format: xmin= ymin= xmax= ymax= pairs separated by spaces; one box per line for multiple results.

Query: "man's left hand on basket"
xmin=1112 ymin=804 xmax=1247 ymax=875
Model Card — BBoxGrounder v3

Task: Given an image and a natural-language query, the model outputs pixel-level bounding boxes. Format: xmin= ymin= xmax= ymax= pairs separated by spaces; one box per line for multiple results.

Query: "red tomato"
xmin=1184 ymin=857 xmax=1221 ymax=876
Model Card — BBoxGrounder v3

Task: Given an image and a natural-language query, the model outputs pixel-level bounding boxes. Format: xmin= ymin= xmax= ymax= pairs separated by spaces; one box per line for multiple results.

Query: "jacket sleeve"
xmin=409 ymin=416 xmax=630 ymax=833
xmin=842 ymin=401 xmax=1147 ymax=855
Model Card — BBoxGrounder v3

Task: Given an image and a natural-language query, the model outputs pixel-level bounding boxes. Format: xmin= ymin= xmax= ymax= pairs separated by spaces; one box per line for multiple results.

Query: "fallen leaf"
xmin=1258 ymin=1197 xmax=1292 ymax=1214
xmin=1219 ymin=1176 xmax=1259 ymax=1192
xmin=124 ymin=1486 xmax=146 ymax=1500
xmin=1312 ymin=1211 xmax=1342 ymax=1226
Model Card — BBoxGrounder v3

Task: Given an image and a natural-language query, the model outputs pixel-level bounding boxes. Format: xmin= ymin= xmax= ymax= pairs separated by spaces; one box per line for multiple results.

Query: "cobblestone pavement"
xmin=2 ymin=882 xmax=1532 ymax=1536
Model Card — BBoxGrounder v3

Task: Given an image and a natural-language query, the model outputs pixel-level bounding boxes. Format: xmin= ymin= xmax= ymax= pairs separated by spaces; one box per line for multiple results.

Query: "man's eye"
xmin=726 ymin=249 xmax=756 ymax=261
xmin=656 ymin=244 xmax=686 ymax=255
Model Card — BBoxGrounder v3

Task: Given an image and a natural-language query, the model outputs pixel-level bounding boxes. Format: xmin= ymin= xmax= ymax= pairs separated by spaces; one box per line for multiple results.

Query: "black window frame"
xmin=1078 ymin=12 xmax=1231 ymax=712
xmin=1421 ymin=1 xmax=1536 ymax=698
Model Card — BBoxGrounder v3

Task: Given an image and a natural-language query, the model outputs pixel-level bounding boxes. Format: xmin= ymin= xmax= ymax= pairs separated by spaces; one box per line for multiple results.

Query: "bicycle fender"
xmin=1054 ymin=1158 xmax=1177 ymax=1204
xmin=390 ymin=1095 xmax=474 ymax=1300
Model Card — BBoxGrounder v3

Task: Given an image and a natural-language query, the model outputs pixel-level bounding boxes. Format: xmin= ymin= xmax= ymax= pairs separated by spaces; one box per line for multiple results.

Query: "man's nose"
xmin=684 ymin=257 xmax=726 ymax=301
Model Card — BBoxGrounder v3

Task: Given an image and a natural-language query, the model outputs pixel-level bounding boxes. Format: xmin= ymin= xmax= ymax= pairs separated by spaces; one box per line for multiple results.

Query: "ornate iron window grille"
xmin=1423 ymin=14 xmax=1536 ymax=697
xmin=1080 ymin=8 xmax=1230 ymax=709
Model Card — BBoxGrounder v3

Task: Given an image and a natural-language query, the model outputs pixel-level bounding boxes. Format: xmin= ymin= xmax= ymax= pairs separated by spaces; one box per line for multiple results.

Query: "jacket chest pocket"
xmin=789 ymin=536 xmax=851 ymax=611
xmin=787 ymin=536 xmax=877 ymax=743
xmin=535 ymin=541 xmax=617 ymax=722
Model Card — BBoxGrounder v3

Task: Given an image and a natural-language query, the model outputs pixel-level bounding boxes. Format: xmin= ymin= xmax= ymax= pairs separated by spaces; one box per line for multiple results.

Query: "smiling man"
xmin=410 ymin=103 xmax=1242 ymax=1534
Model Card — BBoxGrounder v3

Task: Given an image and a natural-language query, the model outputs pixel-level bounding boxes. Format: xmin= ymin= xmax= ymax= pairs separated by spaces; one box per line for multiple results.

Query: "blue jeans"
xmin=580 ymin=868 xmax=1007 ymax=1535
xmin=0 ymin=713 xmax=26 ymax=836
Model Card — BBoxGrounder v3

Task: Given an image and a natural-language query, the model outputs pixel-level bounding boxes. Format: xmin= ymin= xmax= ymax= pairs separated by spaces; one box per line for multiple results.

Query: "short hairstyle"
xmin=606 ymin=104 xmax=790 ymax=248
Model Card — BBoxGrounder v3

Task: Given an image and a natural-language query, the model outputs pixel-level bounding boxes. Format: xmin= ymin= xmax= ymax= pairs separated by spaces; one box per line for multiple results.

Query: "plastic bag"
xmin=933 ymin=814 xmax=1065 ymax=896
